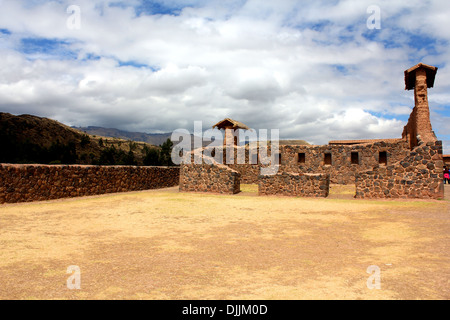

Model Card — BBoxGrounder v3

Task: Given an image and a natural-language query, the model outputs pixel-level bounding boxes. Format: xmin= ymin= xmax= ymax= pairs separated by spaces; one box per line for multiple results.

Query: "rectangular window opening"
xmin=324 ymin=153 xmax=332 ymax=165
xmin=298 ymin=153 xmax=306 ymax=164
xmin=351 ymin=152 xmax=359 ymax=165
xmin=379 ymin=151 xmax=387 ymax=165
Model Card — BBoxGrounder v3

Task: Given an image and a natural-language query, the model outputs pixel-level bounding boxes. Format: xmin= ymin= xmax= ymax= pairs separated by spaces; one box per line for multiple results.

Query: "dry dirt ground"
xmin=0 ymin=184 xmax=449 ymax=300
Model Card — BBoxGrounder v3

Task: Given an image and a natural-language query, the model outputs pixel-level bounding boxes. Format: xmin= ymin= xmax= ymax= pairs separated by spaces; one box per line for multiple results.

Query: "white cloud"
xmin=0 ymin=0 xmax=448 ymax=153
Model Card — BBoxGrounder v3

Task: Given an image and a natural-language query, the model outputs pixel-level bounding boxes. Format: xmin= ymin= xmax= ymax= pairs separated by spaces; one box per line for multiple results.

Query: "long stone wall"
xmin=355 ymin=139 xmax=444 ymax=199
xmin=0 ymin=164 xmax=180 ymax=204
xmin=179 ymin=163 xmax=240 ymax=194
xmin=259 ymin=172 xmax=330 ymax=197
xmin=180 ymin=137 xmax=443 ymax=200
xmin=200 ymin=141 xmax=411 ymax=185
xmin=279 ymin=141 xmax=410 ymax=184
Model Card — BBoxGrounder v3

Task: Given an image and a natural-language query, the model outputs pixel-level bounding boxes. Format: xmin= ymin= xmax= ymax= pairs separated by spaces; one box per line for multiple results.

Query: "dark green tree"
xmin=143 ymin=147 xmax=160 ymax=166
xmin=98 ymin=146 xmax=117 ymax=165
xmin=159 ymin=138 xmax=174 ymax=166
xmin=80 ymin=134 xmax=90 ymax=147
xmin=124 ymin=150 xmax=137 ymax=166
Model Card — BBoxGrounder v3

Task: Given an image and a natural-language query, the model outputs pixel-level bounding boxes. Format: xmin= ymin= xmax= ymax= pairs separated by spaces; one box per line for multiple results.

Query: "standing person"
xmin=444 ymin=166 xmax=450 ymax=184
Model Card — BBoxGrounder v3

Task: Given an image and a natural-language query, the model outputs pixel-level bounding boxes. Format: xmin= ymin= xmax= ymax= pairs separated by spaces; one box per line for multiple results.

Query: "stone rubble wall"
xmin=355 ymin=139 xmax=444 ymax=199
xmin=279 ymin=141 xmax=410 ymax=184
xmin=258 ymin=172 xmax=330 ymax=197
xmin=0 ymin=164 xmax=180 ymax=204
xmin=198 ymin=141 xmax=410 ymax=185
xmin=180 ymin=137 xmax=443 ymax=200
xmin=179 ymin=163 xmax=240 ymax=194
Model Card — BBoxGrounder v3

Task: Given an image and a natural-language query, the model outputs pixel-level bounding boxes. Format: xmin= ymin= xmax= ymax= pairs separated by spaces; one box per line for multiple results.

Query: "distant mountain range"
xmin=73 ymin=126 xmax=173 ymax=146
xmin=74 ymin=126 xmax=310 ymax=147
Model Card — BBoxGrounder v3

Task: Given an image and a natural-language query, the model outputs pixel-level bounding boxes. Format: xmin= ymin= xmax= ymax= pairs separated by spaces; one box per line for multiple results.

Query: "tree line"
xmin=0 ymin=128 xmax=176 ymax=167
xmin=94 ymin=138 xmax=174 ymax=166
xmin=0 ymin=131 xmax=78 ymax=165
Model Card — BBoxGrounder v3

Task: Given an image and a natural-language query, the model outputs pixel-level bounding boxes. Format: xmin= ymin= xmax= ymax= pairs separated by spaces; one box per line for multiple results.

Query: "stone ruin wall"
xmin=0 ymin=164 xmax=180 ymax=204
xmin=180 ymin=136 xmax=444 ymax=199
xmin=179 ymin=163 xmax=240 ymax=194
xmin=259 ymin=172 xmax=330 ymax=197
xmin=179 ymin=151 xmax=329 ymax=197
xmin=278 ymin=142 xmax=411 ymax=184
xmin=196 ymin=141 xmax=411 ymax=185
xmin=355 ymin=106 xmax=444 ymax=200
xmin=355 ymin=139 xmax=444 ymax=199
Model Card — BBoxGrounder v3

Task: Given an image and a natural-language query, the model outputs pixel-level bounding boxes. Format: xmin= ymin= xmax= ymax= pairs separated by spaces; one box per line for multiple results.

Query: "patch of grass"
xmin=329 ymin=184 xmax=356 ymax=195
xmin=240 ymin=184 xmax=258 ymax=193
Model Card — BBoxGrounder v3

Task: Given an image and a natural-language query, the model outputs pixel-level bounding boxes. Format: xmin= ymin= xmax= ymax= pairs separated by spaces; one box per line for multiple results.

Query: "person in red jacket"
xmin=444 ymin=166 xmax=450 ymax=184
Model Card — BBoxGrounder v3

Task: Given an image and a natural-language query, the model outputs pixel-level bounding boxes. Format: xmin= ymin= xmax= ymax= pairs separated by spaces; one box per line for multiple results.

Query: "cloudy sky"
xmin=0 ymin=0 xmax=449 ymax=152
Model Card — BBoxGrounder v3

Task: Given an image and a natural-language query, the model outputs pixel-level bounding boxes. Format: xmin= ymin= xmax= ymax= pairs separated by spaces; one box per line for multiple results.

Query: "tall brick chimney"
xmin=402 ymin=63 xmax=438 ymax=148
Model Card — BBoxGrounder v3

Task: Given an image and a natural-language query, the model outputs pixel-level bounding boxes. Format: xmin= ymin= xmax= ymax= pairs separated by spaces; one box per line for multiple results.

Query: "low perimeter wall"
xmin=258 ymin=172 xmax=330 ymax=197
xmin=0 ymin=164 xmax=180 ymax=204
xmin=179 ymin=163 xmax=241 ymax=194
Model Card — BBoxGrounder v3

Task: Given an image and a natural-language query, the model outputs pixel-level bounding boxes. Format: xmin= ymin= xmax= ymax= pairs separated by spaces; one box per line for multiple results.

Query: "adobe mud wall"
xmin=0 ymin=164 xmax=180 ymax=204
xmin=402 ymin=64 xmax=438 ymax=149
xmin=355 ymin=139 xmax=444 ymax=199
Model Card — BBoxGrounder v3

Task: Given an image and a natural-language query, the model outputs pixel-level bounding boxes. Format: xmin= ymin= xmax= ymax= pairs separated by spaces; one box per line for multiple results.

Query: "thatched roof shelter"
xmin=212 ymin=118 xmax=250 ymax=131
xmin=404 ymin=62 xmax=438 ymax=90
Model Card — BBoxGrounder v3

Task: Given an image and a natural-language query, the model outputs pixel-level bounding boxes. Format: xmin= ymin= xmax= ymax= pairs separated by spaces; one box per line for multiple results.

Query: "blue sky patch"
xmin=118 ymin=60 xmax=159 ymax=71
xmin=332 ymin=64 xmax=349 ymax=75
xmin=83 ymin=53 xmax=102 ymax=61
xmin=134 ymin=0 xmax=184 ymax=17
xmin=0 ymin=28 xmax=12 ymax=35
xmin=369 ymin=111 xmax=409 ymax=123
xmin=19 ymin=37 xmax=78 ymax=59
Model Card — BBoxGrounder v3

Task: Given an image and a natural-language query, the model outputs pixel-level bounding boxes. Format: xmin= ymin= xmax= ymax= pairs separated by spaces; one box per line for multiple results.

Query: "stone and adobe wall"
xmin=179 ymin=162 xmax=240 ymax=194
xmin=179 ymin=139 xmax=430 ymax=198
xmin=355 ymin=63 xmax=444 ymax=200
xmin=200 ymin=141 xmax=410 ymax=185
xmin=0 ymin=164 xmax=180 ymax=204
xmin=179 ymin=146 xmax=332 ymax=197
xmin=355 ymin=139 xmax=444 ymax=199
xmin=259 ymin=172 xmax=330 ymax=197
xmin=278 ymin=141 xmax=410 ymax=184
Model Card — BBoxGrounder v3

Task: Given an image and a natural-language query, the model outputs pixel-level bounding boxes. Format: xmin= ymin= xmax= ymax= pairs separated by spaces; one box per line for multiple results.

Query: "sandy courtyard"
xmin=0 ymin=184 xmax=449 ymax=300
